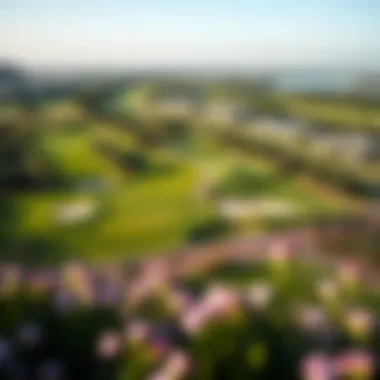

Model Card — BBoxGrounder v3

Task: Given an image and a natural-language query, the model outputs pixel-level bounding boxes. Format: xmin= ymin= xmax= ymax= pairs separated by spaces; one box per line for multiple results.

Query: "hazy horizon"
xmin=2 ymin=0 xmax=380 ymax=72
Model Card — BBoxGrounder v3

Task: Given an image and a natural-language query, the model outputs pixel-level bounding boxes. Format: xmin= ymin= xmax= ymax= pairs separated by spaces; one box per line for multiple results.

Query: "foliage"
xmin=215 ymin=166 xmax=284 ymax=197
xmin=1 ymin=250 xmax=380 ymax=379
xmin=187 ymin=215 xmax=231 ymax=243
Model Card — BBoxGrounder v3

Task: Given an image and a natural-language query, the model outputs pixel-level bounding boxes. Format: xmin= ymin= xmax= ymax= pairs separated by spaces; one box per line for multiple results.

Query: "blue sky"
xmin=1 ymin=0 xmax=380 ymax=70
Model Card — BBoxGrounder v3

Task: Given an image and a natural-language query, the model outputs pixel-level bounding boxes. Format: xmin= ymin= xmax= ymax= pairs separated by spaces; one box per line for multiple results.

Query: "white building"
xmin=202 ymin=102 xmax=250 ymax=126
xmin=154 ymin=97 xmax=196 ymax=119
xmin=310 ymin=132 xmax=380 ymax=162
xmin=247 ymin=117 xmax=305 ymax=143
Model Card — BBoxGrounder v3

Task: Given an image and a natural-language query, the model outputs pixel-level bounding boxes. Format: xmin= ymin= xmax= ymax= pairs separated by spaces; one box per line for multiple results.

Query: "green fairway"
xmin=39 ymin=129 xmax=124 ymax=181
xmin=276 ymin=94 xmax=380 ymax=130
xmin=6 ymin=124 xmax=215 ymax=262
xmin=1 ymin=100 xmax=359 ymax=264
xmin=11 ymin=163 xmax=211 ymax=261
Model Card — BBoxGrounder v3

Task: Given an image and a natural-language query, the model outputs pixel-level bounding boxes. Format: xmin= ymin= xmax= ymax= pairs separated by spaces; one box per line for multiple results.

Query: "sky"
xmin=1 ymin=0 xmax=380 ymax=71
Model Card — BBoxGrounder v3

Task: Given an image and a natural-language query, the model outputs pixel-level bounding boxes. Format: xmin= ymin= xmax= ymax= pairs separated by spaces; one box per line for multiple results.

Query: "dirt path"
xmin=134 ymin=219 xmax=380 ymax=289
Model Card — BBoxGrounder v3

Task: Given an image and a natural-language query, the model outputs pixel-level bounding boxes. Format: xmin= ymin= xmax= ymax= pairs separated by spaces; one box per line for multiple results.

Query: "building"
xmin=154 ymin=97 xmax=196 ymax=119
xmin=310 ymin=131 xmax=380 ymax=163
xmin=203 ymin=102 xmax=251 ymax=126
xmin=247 ymin=117 xmax=306 ymax=143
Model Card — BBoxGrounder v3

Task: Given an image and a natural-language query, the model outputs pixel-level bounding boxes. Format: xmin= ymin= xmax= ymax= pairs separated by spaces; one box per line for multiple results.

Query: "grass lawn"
xmin=38 ymin=129 xmax=123 ymax=181
xmin=119 ymin=84 xmax=155 ymax=114
xmin=2 ymin=116 xmax=358 ymax=264
xmin=189 ymin=132 xmax=356 ymax=214
xmin=36 ymin=99 xmax=87 ymax=124
xmin=0 ymin=104 xmax=28 ymax=124
xmin=11 ymin=163 xmax=211 ymax=262
xmin=277 ymin=94 xmax=380 ymax=130
xmin=7 ymin=125 xmax=213 ymax=263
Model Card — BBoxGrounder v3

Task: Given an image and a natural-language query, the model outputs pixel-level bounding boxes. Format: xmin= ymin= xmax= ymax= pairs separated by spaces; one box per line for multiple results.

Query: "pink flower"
xmin=139 ymin=259 xmax=172 ymax=287
xmin=148 ymin=350 xmax=191 ymax=380
xmin=28 ymin=269 xmax=57 ymax=294
xmin=95 ymin=330 xmax=122 ymax=360
xmin=181 ymin=304 xmax=210 ymax=334
xmin=246 ymin=282 xmax=273 ymax=310
xmin=268 ymin=241 xmax=291 ymax=266
xmin=181 ymin=284 xmax=241 ymax=334
xmin=300 ymin=353 xmax=334 ymax=380
xmin=334 ymin=349 xmax=374 ymax=378
xmin=125 ymin=320 xmax=150 ymax=344
xmin=337 ymin=261 xmax=361 ymax=287
xmin=164 ymin=350 xmax=191 ymax=379
xmin=202 ymin=283 xmax=241 ymax=317
xmin=315 ymin=279 xmax=339 ymax=302
xmin=126 ymin=280 xmax=151 ymax=309
xmin=345 ymin=308 xmax=374 ymax=338
xmin=126 ymin=260 xmax=172 ymax=309
xmin=295 ymin=305 xmax=329 ymax=333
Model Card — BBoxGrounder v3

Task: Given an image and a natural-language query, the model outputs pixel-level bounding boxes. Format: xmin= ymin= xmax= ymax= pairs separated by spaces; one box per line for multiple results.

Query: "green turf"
xmin=10 ymin=166 xmax=213 ymax=261
xmin=9 ymin=125 xmax=214 ymax=262
xmin=276 ymin=94 xmax=380 ymax=130
xmin=39 ymin=129 xmax=123 ymax=180
xmin=2 ymin=107 xmax=356 ymax=263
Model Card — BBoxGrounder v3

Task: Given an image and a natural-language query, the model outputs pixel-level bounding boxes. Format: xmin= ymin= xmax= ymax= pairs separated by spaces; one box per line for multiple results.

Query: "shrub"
xmin=187 ymin=216 xmax=231 ymax=243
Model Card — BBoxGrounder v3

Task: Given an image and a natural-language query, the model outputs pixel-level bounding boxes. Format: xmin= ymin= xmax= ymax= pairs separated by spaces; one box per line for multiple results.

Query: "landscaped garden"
xmin=1 ymin=79 xmax=380 ymax=380
xmin=1 ymin=240 xmax=380 ymax=379
xmin=1 ymin=95 xmax=360 ymax=264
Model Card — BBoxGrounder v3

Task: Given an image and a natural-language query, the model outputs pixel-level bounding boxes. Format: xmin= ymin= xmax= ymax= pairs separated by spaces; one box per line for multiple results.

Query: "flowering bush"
xmin=0 ymin=250 xmax=380 ymax=380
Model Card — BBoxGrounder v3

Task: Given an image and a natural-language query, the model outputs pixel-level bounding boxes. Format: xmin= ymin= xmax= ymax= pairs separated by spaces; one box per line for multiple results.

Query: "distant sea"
xmin=273 ymin=72 xmax=356 ymax=93
xmin=26 ymin=65 xmax=375 ymax=94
